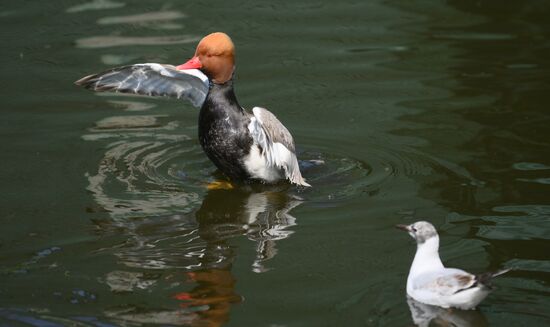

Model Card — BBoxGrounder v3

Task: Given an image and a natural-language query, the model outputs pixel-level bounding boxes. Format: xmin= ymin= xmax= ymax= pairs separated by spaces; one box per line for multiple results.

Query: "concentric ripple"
xmin=83 ymin=115 xmax=482 ymax=274
xmin=297 ymin=136 xmax=479 ymax=205
xmin=83 ymin=114 xmax=210 ymax=219
xmin=84 ymin=117 xmax=481 ymax=216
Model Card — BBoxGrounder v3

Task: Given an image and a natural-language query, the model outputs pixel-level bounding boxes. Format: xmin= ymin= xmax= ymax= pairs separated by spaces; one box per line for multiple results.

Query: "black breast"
xmin=198 ymin=81 xmax=253 ymax=181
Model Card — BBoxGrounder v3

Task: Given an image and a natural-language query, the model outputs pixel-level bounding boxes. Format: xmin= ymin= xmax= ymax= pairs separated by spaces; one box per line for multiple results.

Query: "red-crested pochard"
xmin=76 ymin=32 xmax=310 ymax=187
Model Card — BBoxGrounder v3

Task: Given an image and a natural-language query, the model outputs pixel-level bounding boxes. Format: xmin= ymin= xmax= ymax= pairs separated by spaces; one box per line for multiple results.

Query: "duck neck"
xmin=409 ymin=236 xmax=444 ymax=278
xmin=203 ymin=79 xmax=243 ymax=114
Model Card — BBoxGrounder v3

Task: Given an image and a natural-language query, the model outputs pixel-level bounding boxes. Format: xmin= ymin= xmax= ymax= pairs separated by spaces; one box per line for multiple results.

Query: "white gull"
xmin=397 ymin=221 xmax=509 ymax=310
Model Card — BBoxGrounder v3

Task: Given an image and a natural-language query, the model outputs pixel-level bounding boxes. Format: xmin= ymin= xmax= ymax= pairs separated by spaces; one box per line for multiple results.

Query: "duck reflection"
xmin=96 ymin=186 xmax=301 ymax=326
xmin=406 ymin=297 xmax=488 ymax=327
xmin=196 ymin=187 xmax=301 ymax=273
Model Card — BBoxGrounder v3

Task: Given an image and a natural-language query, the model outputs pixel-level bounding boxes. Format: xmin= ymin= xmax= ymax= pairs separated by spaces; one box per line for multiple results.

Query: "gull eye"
xmin=411 ymin=227 xmax=417 ymax=232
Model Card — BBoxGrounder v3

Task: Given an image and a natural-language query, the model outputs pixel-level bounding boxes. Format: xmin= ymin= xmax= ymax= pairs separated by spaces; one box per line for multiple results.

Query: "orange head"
xmin=177 ymin=32 xmax=235 ymax=84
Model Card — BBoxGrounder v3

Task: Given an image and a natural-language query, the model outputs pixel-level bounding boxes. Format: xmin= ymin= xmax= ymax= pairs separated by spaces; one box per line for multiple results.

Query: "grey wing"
xmin=75 ymin=63 xmax=209 ymax=107
xmin=413 ymin=269 xmax=477 ymax=296
xmin=249 ymin=107 xmax=310 ymax=187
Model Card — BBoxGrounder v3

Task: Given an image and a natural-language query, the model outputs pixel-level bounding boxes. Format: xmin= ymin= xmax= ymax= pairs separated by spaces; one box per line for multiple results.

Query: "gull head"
xmin=396 ymin=221 xmax=438 ymax=244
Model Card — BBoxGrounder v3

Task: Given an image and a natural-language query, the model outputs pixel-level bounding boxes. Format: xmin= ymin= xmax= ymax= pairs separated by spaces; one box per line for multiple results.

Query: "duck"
xmin=396 ymin=221 xmax=509 ymax=310
xmin=76 ymin=32 xmax=310 ymax=187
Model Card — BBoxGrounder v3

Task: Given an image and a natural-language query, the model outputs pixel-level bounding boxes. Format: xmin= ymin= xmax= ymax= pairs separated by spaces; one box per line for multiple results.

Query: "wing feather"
xmin=75 ymin=63 xmax=209 ymax=107
xmin=249 ymin=107 xmax=310 ymax=187
xmin=412 ymin=269 xmax=477 ymax=297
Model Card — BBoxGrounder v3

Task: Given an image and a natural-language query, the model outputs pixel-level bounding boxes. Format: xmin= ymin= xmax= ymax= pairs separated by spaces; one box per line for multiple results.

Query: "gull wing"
xmin=248 ymin=107 xmax=310 ymax=187
xmin=75 ymin=63 xmax=209 ymax=108
xmin=412 ymin=268 xmax=477 ymax=296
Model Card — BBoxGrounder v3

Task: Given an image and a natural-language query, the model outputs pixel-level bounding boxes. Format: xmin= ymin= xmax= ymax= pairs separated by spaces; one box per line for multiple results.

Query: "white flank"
xmin=243 ymin=144 xmax=283 ymax=182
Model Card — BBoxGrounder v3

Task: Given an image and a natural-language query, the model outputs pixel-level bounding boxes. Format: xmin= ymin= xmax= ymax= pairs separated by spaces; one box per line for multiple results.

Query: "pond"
xmin=1 ymin=0 xmax=549 ymax=326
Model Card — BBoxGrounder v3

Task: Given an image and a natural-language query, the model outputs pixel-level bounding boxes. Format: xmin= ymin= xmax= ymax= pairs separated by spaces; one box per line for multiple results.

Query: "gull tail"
xmin=477 ymin=268 xmax=511 ymax=289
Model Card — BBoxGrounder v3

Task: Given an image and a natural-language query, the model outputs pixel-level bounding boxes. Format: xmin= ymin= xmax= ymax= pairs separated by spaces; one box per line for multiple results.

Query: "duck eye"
xmin=412 ymin=227 xmax=417 ymax=232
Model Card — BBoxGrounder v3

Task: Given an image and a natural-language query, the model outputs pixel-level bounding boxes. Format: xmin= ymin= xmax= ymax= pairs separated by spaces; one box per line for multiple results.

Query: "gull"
xmin=396 ymin=221 xmax=509 ymax=310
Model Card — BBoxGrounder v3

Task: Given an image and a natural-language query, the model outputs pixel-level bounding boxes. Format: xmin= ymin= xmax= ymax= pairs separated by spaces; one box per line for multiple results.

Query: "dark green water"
xmin=1 ymin=0 xmax=549 ymax=326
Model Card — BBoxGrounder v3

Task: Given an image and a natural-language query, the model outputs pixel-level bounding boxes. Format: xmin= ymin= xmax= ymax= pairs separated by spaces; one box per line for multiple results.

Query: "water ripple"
xmin=97 ymin=10 xmax=186 ymax=25
xmin=513 ymin=162 xmax=550 ymax=171
xmin=81 ymin=113 xmax=488 ymax=276
xmin=300 ymin=137 xmax=481 ymax=205
xmin=83 ymin=113 xmax=304 ymax=273
xmin=83 ymin=114 xmax=207 ymax=219
xmin=66 ymin=0 xmax=125 ymax=13
xmin=76 ymin=35 xmax=200 ymax=49
xmin=477 ymin=205 xmax=550 ymax=240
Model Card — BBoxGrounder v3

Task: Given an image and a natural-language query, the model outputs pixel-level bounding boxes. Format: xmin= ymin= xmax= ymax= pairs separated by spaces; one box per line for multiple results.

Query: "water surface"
xmin=1 ymin=0 xmax=549 ymax=326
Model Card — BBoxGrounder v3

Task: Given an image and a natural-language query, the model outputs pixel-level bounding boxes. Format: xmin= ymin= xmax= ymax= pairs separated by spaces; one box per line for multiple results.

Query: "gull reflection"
xmin=407 ymin=296 xmax=488 ymax=327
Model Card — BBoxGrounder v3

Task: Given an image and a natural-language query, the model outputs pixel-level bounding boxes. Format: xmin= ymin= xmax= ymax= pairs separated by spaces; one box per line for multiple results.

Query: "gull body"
xmin=397 ymin=221 xmax=509 ymax=310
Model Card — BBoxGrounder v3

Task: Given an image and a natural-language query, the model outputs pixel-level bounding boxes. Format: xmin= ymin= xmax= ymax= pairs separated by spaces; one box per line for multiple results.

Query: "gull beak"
xmin=395 ymin=224 xmax=411 ymax=232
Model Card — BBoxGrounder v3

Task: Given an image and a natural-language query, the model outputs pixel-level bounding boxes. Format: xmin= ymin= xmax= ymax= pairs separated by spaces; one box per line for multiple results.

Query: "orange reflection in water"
xmin=173 ymin=269 xmax=242 ymax=327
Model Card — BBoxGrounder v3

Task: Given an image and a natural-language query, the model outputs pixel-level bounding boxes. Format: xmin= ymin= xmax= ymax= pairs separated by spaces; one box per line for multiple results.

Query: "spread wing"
xmin=412 ymin=269 xmax=477 ymax=297
xmin=75 ymin=63 xmax=209 ymax=108
xmin=248 ymin=107 xmax=310 ymax=187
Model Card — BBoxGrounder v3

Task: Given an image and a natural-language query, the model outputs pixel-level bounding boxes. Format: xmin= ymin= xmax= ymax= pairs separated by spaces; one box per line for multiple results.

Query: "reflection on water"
xmin=97 ymin=11 xmax=187 ymax=25
xmin=73 ymin=5 xmax=196 ymax=48
xmin=407 ymin=297 xmax=488 ymax=327
xmin=96 ymin=10 xmax=187 ymax=30
xmin=105 ymin=100 xmax=157 ymax=112
xmin=76 ymin=35 xmax=200 ymax=49
xmin=94 ymin=187 xmax=301 ymax=325
xmin=102 ymin=270 xmax=242 ymax=327
xmin=83 ymin=111 xmax=304 ymax=324
xmin=66 ymin=0 xmax=125 ymax=13
xmin=196 ymin=188 xmax=301 ymax=273
xmin=94 ymin=188 xmax=302 ymax=271
xmin=83 ymin=113 xmax=203 ymax=218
